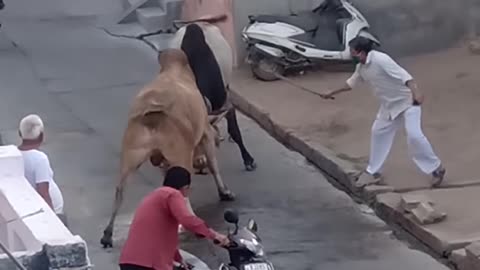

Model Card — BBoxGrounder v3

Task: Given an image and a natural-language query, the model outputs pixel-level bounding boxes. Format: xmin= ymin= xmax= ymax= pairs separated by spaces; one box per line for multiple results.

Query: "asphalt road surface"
xmin=0 ymin=14 xmax=448 ymax=270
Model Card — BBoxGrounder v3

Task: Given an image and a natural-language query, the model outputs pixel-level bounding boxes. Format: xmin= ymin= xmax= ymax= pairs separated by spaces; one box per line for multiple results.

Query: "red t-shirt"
xmin=119 ymin=187 xmax=216 ymax=270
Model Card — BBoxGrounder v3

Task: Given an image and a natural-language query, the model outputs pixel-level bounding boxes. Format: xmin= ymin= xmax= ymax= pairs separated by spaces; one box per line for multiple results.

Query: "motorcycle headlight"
xmin=240 ymin=238 xmax=265 ymax=257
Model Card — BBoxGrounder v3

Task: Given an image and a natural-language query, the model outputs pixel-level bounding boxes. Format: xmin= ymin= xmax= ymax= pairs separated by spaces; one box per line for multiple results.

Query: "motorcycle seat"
xmin=251 ymin=13 xmax=319 ymax=32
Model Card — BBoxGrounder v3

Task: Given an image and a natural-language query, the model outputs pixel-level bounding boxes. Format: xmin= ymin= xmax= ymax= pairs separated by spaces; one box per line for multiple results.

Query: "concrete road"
xmin=0 ymin=15 xmax=449 ymax=270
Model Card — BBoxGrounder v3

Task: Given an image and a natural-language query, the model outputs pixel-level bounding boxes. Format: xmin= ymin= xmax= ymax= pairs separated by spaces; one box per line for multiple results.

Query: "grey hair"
xmin=19 ymin=114 xmax=44 ymax=140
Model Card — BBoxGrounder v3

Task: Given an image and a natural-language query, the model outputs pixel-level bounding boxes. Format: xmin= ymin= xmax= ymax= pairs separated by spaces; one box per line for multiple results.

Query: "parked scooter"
xmin=242 ymin=0 xmax=380 ymax=81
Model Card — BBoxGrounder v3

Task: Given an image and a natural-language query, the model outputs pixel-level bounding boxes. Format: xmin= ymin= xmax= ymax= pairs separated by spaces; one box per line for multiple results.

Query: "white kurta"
xmin=347 ymin=50 xmax=441 ymax=174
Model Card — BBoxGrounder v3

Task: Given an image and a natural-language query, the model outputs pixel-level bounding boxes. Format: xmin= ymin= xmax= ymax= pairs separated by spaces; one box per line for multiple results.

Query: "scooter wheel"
xmin=251 ymin=59 xmax=283 ymax=82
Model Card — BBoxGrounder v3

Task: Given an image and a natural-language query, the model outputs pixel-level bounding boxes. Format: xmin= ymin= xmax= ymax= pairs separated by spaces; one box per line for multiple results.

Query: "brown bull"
xmin=100 ymin=49 xmax=234 ymax=248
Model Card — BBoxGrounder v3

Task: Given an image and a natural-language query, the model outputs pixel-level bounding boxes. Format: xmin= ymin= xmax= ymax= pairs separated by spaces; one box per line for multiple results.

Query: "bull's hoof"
xmin=245 ymin=161 xmax=257 ymax=171
xmin=219 ymin=190 xmax=236 ymax=201
xmin=100 ymin=232 xmax=113 ymax=248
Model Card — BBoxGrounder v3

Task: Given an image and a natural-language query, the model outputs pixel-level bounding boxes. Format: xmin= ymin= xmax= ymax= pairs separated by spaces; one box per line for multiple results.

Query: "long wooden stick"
xmin=273 ymin=72 xmax=335 ymax=100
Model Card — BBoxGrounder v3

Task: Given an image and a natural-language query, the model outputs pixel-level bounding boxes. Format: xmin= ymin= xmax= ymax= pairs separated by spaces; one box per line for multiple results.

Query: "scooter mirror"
xmin=224 ymin=209 xmax=239 ymax=224
xmin=247 ymin=219 xmax=258 ymax=232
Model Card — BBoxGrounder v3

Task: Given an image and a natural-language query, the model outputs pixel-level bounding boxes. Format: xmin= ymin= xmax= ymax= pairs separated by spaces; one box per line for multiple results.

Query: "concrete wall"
xmin=0 ymin=145 xmax=91 ymax=270
xmin=232 ymin=0 xmax=480 ymax=61
xmin=350 ymin=0 xmax=479 ymax=56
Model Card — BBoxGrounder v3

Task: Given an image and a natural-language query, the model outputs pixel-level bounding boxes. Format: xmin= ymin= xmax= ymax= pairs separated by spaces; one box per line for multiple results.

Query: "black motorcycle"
xmin=216 ymin=209 xmax=275 ymax=270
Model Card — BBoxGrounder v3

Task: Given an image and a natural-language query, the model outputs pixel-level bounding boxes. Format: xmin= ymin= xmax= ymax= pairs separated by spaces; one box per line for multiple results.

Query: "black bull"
xmin=174 ymin=23 xmax=257 ymax=172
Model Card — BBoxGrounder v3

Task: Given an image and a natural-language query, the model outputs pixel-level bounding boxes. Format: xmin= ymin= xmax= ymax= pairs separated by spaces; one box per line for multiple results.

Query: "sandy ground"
xmin=232 ymin=44 xmax=480 ymax=191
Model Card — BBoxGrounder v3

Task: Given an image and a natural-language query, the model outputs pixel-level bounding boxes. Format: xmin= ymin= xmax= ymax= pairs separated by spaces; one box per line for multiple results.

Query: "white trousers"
xmin=366 ymin=106 xmax=441 ymax=175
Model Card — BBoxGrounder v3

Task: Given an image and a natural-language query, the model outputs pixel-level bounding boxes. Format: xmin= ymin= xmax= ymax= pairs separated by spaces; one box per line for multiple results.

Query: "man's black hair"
xmin=163 ymin=166 xmax=191 ymax=190
xmin=348 ymin=36 xmax=374 ymax=54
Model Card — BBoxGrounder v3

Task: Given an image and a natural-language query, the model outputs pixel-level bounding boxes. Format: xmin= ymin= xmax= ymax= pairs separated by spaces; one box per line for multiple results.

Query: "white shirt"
xmin=346 ymin=50 xmax=414 ymax=120
xmin=21 ymin=149 xmax=64 ymax=214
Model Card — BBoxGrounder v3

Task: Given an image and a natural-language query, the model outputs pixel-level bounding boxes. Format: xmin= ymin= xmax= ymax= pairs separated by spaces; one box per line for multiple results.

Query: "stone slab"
xmin=401 ymin=194 xmax=435 ymax=213
xmin=45 ymin=241 xmax=89 ymax=269
xmin=466 ymin=241 xmax=480 ymax=259
xmin=376 ymin=187 xmax=480 ymax=255
xmin=410 ymin=202 xmax=447 ymax=225
xmin=466 ymin=242 xmax=480 ymax=270
xmin=449 ymin=249 xmax=467 ymax=270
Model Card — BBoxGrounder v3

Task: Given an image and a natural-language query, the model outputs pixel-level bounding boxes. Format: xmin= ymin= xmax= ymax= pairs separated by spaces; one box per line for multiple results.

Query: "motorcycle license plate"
xmin=244 ymin=263 xmax=269 ymax=270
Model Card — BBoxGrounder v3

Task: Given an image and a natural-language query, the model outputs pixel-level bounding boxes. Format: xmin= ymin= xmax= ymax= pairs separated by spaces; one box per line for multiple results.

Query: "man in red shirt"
xmin=119 ymin=166 xmax=229 ymax=270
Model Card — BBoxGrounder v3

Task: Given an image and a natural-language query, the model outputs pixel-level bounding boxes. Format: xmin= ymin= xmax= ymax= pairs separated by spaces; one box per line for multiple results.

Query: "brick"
xmin=449 ymin=249 xmax=467 ymax=270
xmin=400 ymin=194 xmax=434 ymax=213
xmin=466 ymin=241 xmax=480 ymax=259
xmin=466 ymin=242 xmax=480 ymax=270
xmin=410 ymin=202 xmax=447 ymax=225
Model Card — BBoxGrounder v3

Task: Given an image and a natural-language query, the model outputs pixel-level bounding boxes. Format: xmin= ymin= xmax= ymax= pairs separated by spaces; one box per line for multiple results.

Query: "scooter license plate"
xmin=244 ymin=263 xmax=269 ymax=270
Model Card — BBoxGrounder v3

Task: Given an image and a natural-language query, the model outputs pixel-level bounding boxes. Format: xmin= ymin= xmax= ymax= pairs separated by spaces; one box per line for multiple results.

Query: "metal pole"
xmin=0 ymin=240 xmax=27 ymax=270
xmin=0 ymin=208 xmax=44 ymax=270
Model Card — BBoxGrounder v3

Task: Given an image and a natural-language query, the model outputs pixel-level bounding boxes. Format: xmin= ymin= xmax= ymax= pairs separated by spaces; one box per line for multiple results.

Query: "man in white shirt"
xmin=17 ymin=114 xmax=68 ymax=226
xmin=325 ymin=36 xmax=446 ymax=188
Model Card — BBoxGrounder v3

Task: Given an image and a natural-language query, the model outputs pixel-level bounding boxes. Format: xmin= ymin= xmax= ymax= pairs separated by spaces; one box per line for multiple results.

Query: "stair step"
xmin=117 ymin=0 xmax=149 ymax=24
xmin=137 ymin=6 xmax=166 ymax=18
xmin=136 ymin=7 xmax=169 ymax=33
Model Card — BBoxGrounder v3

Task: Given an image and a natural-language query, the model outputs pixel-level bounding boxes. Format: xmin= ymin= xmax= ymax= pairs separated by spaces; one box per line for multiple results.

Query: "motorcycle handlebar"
xmin=213 ymin=238 xmax=237 ymax=249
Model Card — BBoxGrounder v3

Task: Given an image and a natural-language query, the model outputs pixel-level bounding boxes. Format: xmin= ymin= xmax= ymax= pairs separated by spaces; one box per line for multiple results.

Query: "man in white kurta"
xmin=325 ymin=36 xmax=446 ymax=188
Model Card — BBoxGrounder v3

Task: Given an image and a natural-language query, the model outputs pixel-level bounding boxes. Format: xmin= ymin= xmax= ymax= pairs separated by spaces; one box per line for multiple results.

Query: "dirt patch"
xmin=232 ymin=43 xmax=480 ymax=191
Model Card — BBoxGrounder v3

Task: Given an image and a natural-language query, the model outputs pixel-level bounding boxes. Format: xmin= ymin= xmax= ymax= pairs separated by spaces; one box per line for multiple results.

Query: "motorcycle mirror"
xmin=247 ymin=219 xmax=258 ymax=232
xmin=224 ymin=209 xmax=239 ymax=224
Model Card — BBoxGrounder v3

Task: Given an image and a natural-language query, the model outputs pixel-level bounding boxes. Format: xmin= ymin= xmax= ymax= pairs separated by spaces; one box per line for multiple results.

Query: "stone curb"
xmin=228 ymin=86 xmax=399 ymax=203
xmin=228 ymin=87 xmax=366 ymax=194
xmin=450 ymin=242 xmax=480 ymax=270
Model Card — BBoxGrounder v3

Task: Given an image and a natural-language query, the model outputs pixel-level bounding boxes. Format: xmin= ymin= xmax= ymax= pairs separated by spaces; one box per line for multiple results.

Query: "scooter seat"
xmin=251 ymin=13 xmax=319 ymax=32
